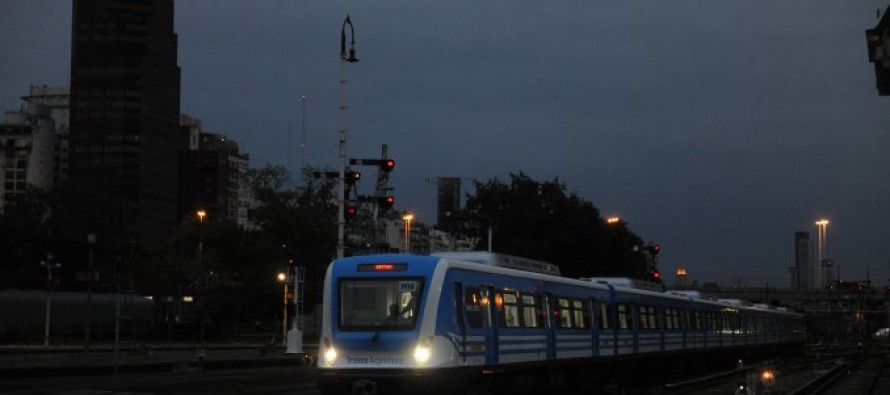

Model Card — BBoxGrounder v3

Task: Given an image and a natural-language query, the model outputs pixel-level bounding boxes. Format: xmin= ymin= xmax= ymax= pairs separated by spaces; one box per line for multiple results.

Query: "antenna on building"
xmin=300 ymin=94 xmax=307 ymax=180
xmin=286 ymin=123 xmax=292 ymax=181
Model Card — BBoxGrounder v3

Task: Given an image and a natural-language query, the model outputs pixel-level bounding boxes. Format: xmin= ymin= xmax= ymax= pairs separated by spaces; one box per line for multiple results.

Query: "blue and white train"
xmin=316 ymin=252 xmax=805 ymax=395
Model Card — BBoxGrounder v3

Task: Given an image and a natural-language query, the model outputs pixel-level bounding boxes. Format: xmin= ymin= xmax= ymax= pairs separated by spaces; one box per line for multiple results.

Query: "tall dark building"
xmin=178 ymin=115 xmax=250 ymax=228
xmin=69 ymin=0 xmax=181 ymax=248
xmin=790 ymin=231 xmax=811 ymax=291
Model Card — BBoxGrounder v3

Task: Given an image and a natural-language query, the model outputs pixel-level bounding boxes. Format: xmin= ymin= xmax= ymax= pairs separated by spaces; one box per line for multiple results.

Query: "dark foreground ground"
xmin=0 ymin=342 xmax=320 ymax=394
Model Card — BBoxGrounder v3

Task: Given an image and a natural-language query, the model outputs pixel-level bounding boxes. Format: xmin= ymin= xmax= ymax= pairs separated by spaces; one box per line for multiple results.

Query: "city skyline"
xmin=2 ymin=0 xmax=889 ymax=285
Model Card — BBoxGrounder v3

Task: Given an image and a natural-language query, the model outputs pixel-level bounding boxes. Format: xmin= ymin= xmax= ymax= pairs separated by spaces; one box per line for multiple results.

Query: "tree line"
xmin=0 ymin=168 xmax=653 ymax=339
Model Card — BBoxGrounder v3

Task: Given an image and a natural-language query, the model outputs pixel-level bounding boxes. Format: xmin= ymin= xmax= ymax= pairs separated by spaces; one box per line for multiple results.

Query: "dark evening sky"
xmin=2 ymin=0 xmax=889 ymax=286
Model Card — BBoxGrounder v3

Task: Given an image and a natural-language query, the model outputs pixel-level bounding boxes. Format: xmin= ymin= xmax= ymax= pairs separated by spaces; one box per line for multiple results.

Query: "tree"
xmin=0 ymin=187 xmax=51 ymax=289
xmin=464 ymin=172 xmax=647 ymax=279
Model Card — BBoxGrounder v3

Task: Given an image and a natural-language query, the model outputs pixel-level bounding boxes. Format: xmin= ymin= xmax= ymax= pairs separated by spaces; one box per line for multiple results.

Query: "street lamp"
xmin=196 ymin=209 xmax=207 ymax=263
xmin=277 ymin=271 xmax=288 ymax=346
xmin=606 ymin=217 xmax=621 ymax=225
xmin=337 ymin=15 xmax=359 ymax=259
xmin=402 ymin=213 xmax=414 ymax=253
xmin=40 ymin=253 xmax=61 ymax=348
xmin=815 ymin=219 xmax=829 ymax=289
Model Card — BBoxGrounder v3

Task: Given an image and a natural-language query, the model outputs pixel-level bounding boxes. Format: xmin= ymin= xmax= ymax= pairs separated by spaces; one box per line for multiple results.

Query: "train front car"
xmin=317 ymin=254 xmax=458 ymax=395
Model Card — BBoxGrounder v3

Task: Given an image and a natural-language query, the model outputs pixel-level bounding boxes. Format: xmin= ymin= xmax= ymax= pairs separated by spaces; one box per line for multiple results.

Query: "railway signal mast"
xmin=337 ymin=15 xmax=359 ymax=259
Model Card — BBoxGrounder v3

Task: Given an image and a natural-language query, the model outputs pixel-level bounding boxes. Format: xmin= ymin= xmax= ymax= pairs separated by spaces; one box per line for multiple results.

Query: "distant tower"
xmin=790 ymin=232 xmax=811 ymax=291
xmin=821 ymin=259 xmax=835 ymax=289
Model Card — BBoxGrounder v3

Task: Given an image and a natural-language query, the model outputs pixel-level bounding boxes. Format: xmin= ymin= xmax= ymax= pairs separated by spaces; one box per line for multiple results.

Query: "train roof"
xmin=331 ymin=253 xmax=802 ymax=317
xmin=432 ymin=251 xmax=560 ymax=276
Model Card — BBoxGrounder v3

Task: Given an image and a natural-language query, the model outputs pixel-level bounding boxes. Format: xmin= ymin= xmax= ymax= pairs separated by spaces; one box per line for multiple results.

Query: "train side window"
xmin=665 ymin=308 xmax=679 ymax=330
xmin=557 ymin=298 xmax=572 ymax=328
xmin=464 ymin=286 xmax=484 ymax=328
xmin=597 ymin=302 xmax=611 ymax=329
xmin=639 ymin=305 xmax=658 ymax=330
xmin=573 ymin=300 xmax=589 ymax=329
xmin=688 ymin=310 xmax=699 ymax=330
xmin=617 ymin=303 xmax=630 ymax=329
xmin=520 ymin=294 xmax=542 ymax=328
xmin=499 ymin=292 xmax=520 ymax=328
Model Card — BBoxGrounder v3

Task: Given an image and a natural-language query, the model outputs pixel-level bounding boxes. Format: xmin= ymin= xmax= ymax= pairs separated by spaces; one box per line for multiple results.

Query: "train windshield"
xmin=339 ymin=278 xmax=423 ymax=331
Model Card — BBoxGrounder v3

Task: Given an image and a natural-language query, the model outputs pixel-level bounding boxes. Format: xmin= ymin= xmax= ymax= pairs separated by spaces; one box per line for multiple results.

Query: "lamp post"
xmin=815 ymin=219 xmax=829 ymax=289
xmin=197 ymin=209 xmax=207 ymax=263
xmin=402 ymin=213 xmax=414 ymax=253
xmin=40 ymin=252 xmax=61 ymax=348
xmin=337 ymin=15 xmax=359 ymax=259
xmin=277 ymin=271 xmax=288 ymax=345
xmin=85 ymin=233 xmax=96 ymax=353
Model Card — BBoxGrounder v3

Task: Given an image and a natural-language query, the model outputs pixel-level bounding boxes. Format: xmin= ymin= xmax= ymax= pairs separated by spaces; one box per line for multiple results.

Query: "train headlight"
xmin=324 ymin=347 xmax=338 ymax=365
xmin=413 ymin=336 xmax=433 ymax=365
xmin=322 ymin=336 xmax=337 ymax=366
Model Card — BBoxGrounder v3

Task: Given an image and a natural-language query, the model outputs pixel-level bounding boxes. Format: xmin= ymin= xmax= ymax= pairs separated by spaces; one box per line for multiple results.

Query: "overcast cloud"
xmin=2 ymin=0 xmax=889 ymax=286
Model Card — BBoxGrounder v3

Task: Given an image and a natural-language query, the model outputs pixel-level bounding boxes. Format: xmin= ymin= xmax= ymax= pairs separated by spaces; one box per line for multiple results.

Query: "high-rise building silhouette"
xmin=789 ymin=231 xmax=811 ymax=291
xmin=69 ymin=0 xmax=181 ymax=248
xmin=178 ymin=115 xmax=250 ymax=229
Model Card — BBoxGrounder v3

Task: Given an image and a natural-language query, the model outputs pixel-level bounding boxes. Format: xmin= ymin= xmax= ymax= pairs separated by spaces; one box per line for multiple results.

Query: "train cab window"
xmin=464 ymin=286 xmax=484 ymax=328
xmin=596 ymin=302 xmax=611 ymax=329
xmin=339 ymin=278 xmax=423 ymax=331
xmin=617 ymin=303 xmax=631 ymax=329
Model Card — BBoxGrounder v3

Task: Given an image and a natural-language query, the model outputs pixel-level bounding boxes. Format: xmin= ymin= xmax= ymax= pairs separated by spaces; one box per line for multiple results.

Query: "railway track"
xmin=799 ymin=353 xmax=890 ymax=395
xmin=664 ymin=351 xmax=890 ymax=395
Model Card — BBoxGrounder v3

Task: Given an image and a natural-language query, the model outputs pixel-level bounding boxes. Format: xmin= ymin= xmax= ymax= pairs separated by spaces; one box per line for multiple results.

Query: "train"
xmin=316 ymin=252 xmax=805 ymax=395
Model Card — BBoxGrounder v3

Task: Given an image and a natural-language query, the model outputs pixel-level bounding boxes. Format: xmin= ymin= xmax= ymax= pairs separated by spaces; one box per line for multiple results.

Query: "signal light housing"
xmin=381 ymin=159 xmax=395 ymax=173
xmin=379 ymin=196 xmax=395 ymax=211
xmin=649 ymin=269 xmax=662 ymax=283
xmin=346 ymin=205 xmax=358 ymax=220
xmin=345 ymin=171 xmax=361 ymax=185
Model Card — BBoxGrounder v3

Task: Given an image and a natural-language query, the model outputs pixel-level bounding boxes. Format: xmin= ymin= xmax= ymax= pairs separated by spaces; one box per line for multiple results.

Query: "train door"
xmin=462 ymin=285 xmax=488 ymax=366
xmin=658 ymin=305 xmax=666 ymax=352
xmin=454 ymin=282 xmax=467 ymax=364
xmin=589 ymin=298 xmax=599 ymax=357
xmin=631 ymin=303 xmax=640 ymax=354
xmin=544 ymin=293 xmax=556 ymax=360
xmin=482 ymin=286 xmax=499 ymax=364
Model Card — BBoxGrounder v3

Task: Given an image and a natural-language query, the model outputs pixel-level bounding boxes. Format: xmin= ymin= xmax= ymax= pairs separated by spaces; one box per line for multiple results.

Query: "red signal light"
xmin=379 ymin=196 xmax=395 ymax=210
xmin=382 ymin=159 xmax=395 ymax=172
xmin=346 ymin=206 xmax=358 ymax=218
